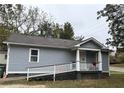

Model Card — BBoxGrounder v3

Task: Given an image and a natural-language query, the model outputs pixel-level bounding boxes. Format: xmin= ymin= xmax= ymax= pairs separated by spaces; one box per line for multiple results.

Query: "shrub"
xmin=110 ymin=52 xmax=124 ymax=64
xmin=109 ymin=55 xmax=116 ymax=64
xmin=116 ymin=53 xmax=124 ymax=63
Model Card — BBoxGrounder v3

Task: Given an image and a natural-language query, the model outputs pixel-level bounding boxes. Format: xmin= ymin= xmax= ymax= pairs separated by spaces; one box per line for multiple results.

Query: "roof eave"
xmin=4 ymin=41 xmax=71 ymax=49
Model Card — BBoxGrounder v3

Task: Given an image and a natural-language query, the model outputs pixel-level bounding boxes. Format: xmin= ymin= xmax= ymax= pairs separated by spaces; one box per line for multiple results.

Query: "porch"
xmin=75 ymin=48 xmax=102 ymax=71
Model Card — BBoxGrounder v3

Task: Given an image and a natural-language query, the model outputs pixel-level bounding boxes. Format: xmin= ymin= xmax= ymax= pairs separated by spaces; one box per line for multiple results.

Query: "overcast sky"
xmin=29 ymin=4 xmax=110 ymax=45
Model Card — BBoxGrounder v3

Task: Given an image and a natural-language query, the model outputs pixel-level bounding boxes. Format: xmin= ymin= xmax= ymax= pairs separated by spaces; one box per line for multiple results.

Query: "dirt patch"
xmin=0 ymin=84 xmax=46 ymax=88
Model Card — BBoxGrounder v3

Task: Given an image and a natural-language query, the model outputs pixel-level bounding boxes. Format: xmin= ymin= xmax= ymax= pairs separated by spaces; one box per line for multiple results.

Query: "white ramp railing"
xmin=27 ymin=62 xmax=100 ymax=81
xmin=27 ymin=63 xmax=76 ymax=81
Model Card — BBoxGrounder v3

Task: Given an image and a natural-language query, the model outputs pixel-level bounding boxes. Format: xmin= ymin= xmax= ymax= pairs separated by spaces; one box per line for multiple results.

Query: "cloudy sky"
xmin=30 ymin=4 xmax=110 ymax=45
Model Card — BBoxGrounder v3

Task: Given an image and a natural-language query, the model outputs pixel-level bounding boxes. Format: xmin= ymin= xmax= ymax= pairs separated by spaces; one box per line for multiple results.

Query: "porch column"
xmin=98 ymin=51 xmax=102 ymax=71
xmin=76 ymin=49 xmax=80 ymax=71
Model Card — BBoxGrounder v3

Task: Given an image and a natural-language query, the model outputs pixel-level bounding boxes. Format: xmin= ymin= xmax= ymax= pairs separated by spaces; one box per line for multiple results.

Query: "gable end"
xmin=74 ymin=37 xmax=107 ymax=49
xmin=80 ymin=40 xmax=101 ymax=49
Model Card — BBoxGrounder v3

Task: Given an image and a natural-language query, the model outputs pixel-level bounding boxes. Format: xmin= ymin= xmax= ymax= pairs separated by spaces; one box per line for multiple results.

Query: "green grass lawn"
xmin=110 ymin=71 xmax=124 ymax=74
xmin=46 ymin=73 xmax=124 ymax=88
xmin=0 ymin=72 xmax=124 ymax=88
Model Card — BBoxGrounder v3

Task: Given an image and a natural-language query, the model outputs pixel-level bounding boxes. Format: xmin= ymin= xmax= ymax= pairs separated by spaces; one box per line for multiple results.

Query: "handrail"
xmin=27 ymin=61 xmax=101 ymax=69
xmin=26 ymin=62 xmax=77 ymax=81
xmin=27 ymin=62 xmax=76 ymax=69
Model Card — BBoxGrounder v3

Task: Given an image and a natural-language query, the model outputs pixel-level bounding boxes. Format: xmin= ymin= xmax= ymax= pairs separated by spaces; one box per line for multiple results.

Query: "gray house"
xmin=4 ymin=33 xmax=110 ymax=80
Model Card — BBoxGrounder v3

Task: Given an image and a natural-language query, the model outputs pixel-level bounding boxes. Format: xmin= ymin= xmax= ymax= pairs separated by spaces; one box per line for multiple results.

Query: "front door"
xmin=86 ymin=51 xmax=98 ymax=70
xmin=80 ymin=51 xmax=86 ymax=63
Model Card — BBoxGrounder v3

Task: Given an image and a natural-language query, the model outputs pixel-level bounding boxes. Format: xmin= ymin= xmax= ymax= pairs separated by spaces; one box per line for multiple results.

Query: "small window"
xmin=29 ymin=48 xmax=39 ymax=63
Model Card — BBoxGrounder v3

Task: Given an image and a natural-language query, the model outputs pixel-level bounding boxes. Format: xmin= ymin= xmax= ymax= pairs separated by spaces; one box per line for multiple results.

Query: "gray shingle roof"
xmin=4 ymin=33 xmax=81 ymax=49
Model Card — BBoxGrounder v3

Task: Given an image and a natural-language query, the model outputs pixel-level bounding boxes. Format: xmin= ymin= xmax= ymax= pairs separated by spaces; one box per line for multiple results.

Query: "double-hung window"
xmin=29 ymin=48 xmax=39 ymax=63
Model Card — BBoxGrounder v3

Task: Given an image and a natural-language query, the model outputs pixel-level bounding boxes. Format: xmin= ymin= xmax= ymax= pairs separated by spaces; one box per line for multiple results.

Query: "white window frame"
xmin=29 ymin=48 xmax=40 ymax=63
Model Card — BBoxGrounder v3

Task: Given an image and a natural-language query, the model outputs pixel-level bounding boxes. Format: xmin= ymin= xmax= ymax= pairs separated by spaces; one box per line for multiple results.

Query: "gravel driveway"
xmin=110 ymin=66 xmax=124 ymax=72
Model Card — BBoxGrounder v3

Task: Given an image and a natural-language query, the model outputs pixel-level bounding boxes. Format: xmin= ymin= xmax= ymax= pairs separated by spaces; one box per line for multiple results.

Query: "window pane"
xmin=31 ymin=50 xmax=38 ymax=55
xmin=31 ymin=56 xmax=38 ymax=62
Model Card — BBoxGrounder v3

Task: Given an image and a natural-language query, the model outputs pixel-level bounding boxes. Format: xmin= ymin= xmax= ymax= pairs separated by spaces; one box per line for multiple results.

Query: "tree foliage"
xmin=52 ymin=23 xmax=63 ymax=38
xmin=117 ymin=48 xmax=124 ymax=53
xmin=97 ymin=4 xmax=124 ymax=49
xmin=0 ymin=4 xmax=53 ymax=35
xmin=0 ymin=4 xmax=54 ymax=49
xmin=0 ymin=24 xmax=10 ymax=49
xmin=60 ymin=22 xmax=74 ymax=40
xmin=0 ymin=4 xmax=82 ymax=49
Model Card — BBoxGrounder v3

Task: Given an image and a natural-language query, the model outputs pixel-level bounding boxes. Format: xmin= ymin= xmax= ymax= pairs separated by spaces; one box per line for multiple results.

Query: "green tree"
xmin=0 ymin=24 xmax=10 ymax=49
xmin=37 ymin=20 xmax=53 ymax=37
xmin=60 ymin=22 xmax=74 ymax=40
xmin=0 ymin=4 xmax=53 ymax=35
xmin=0 ymin=4 xmax=54 ymax=49
xmin=52 ymin=23 xmax=63 ymax=38
xmin=0 ymin=4 xmax=76 ymax=41
xmin=0 ymin=4 xmax=24 ymax=33
xmin=97 ymin=4 xmax=124 ymax=49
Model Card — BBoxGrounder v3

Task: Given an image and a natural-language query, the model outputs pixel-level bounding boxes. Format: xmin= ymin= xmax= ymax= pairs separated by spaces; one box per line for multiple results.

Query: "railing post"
xmin=70 ymin=63 xmax=72 ymax=70
xmin=76 ymin=49 xmax=80 ymax=71
xmin=53 ymin=65 xmax=56 ymax=82
xmin=27 ymin=68 xmax=29 ymax=81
